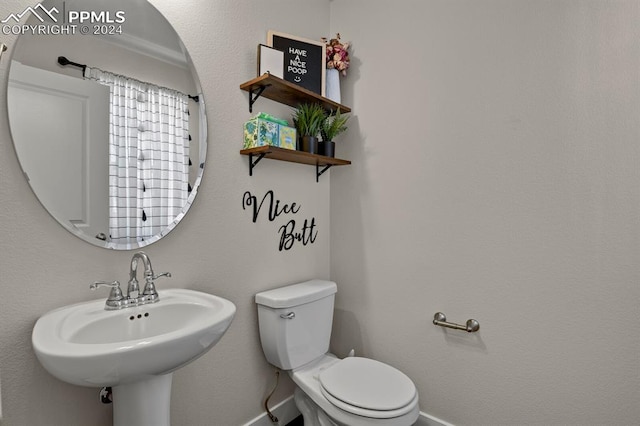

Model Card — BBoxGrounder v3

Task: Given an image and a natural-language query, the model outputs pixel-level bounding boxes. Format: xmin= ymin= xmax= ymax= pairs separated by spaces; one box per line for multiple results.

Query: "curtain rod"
xmin=57 ymin=56 xmax=199 ymax=102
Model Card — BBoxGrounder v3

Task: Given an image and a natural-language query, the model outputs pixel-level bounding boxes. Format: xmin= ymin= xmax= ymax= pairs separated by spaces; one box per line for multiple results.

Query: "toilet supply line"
xmin=264 ymin=369 xmax=280 ymax=424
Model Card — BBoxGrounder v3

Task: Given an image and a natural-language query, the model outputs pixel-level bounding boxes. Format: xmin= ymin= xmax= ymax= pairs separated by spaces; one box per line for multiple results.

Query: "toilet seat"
xmin=318 ymin=357 xmax=417 ymax=419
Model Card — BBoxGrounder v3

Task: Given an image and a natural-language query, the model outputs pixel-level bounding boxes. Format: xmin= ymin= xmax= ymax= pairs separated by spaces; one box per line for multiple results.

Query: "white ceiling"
xmin=41 ymin=0 xmax=188 ymax=67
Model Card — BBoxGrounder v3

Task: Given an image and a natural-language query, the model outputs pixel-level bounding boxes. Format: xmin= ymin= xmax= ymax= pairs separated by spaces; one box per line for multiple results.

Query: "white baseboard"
xmin=416 ymin=411 xmax=455 ymax=426
xmin=242 ymin=396 xmax=300 ymax=426
xmin=242 ymin=396 xmax=454 ymax=426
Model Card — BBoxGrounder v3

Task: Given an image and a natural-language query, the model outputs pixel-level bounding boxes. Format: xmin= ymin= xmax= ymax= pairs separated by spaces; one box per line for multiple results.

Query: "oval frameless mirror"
xmin=6 ymin=0 xmax=207 ymax=250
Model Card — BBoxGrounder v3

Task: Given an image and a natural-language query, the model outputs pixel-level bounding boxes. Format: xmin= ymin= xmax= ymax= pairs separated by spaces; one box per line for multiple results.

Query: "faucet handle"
xmin=152 ymin=272 xmax=172 ymax=280
xmin=142 ymin=272 xmax=171 ymax=301
xmin=90 ymin=281 xmax=124 ymax=302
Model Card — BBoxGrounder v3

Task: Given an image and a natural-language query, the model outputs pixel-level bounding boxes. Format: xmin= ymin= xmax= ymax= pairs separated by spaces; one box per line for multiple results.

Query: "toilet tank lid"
xmin=255 ymin=280 xmax=337 ymax=308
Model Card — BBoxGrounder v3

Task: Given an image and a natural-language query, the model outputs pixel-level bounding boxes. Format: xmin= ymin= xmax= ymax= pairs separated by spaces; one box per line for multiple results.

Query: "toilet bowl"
xmin=290 ymin=354 xmax=419 ymax=426
xmin=255 ymin=280 xmax=420 ymax=426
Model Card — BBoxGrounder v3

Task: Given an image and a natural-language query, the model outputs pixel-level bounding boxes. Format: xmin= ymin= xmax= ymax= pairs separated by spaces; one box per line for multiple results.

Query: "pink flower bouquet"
xmin=323 ymin=33 xmax=350 ymax=76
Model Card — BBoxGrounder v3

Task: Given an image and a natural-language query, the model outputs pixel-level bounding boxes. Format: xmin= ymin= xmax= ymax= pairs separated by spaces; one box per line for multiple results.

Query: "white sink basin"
xmin=32 ymin=289 xmax=236 ymax=387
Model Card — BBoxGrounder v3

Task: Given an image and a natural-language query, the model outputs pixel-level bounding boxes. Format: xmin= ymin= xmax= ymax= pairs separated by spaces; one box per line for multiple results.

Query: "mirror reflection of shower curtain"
xmin=84 ymin=67 xmax=190 ymax=244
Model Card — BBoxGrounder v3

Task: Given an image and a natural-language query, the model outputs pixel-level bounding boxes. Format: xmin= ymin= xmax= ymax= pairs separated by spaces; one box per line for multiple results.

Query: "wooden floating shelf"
xmin=240 ymin=146 xmax=351 ymax=182
xmin=240 ymin=146 xmax=351 ymax=166
xmin=240 ymin=74 xmax=351 ymax=114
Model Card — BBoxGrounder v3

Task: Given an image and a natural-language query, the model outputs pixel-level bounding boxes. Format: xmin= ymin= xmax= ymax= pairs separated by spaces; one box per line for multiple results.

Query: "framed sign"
xmin=267 ymin=30 xmax=326 ymax=96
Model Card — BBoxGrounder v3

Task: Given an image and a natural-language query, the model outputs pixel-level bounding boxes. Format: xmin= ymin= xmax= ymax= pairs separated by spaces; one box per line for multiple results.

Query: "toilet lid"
xmin=318 ymin=357 xmax=416 ymax=412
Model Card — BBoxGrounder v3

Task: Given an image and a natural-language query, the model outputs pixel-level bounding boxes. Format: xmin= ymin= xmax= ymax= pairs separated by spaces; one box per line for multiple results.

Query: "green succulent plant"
xmin=292 ymin=103 xmax=326 ymax=138
xmin=321 ymin=109 xmax=350 ymax=142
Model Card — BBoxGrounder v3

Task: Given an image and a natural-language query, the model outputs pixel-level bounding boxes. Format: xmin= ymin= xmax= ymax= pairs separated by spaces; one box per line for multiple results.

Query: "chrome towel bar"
xmin=433 ymin=312 xmax=480 ymax=333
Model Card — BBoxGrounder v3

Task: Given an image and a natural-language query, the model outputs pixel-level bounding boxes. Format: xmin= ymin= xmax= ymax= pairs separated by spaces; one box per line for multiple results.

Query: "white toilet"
xmin=256 ymin=279 xmax=420 ymax=426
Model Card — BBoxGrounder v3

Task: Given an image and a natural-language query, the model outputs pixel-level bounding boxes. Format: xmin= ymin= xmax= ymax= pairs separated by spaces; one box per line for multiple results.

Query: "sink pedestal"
xmin=112 ymin=374 xmax=173 ymax=426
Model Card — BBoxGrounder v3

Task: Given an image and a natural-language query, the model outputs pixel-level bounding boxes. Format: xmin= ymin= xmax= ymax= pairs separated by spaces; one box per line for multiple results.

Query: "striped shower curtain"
xmin=84 ymin=67 xmax=190 ymax=245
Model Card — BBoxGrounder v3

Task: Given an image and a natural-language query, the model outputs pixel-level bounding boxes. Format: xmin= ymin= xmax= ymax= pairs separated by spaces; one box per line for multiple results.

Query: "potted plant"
xmin=292 ymin=103 xmax=325 ymax=154
xmin=320 ymin=109 xmax=350 ymax=157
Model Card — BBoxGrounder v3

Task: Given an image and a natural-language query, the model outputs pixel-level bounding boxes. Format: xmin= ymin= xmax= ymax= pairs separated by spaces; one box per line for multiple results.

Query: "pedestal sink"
xmin=32 ymin=289 xmax=236 ymax=426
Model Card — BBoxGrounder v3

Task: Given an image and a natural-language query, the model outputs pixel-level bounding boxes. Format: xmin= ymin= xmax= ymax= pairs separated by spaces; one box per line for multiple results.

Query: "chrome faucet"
xmin=91 ymin=251 xmax=171 ymax=310
xmin=128 ymin=252 xmax=152 ymax=299
xmin=128 ymin=251 xmax=171 ymax=303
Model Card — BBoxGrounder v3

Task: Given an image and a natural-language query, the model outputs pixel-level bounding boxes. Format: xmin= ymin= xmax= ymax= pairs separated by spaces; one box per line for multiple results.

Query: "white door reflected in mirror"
xmin=10 ymin=61 xmax=110 ymax=239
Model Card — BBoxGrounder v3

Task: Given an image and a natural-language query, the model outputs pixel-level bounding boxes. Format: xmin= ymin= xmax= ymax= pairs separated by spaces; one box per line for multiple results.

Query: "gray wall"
xmin=329 ymin=1 xmax=639 ymax=425
xmin=0 ymin=0 xmax=330 ymax=424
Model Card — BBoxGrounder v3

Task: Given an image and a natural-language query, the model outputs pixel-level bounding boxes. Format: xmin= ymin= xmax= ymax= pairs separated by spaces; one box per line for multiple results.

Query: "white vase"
xmin=325 ymin=68 xmax=341 ymax=104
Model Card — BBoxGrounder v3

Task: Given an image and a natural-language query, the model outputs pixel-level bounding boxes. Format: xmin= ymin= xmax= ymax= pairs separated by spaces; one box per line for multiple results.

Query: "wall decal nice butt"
xmin=242 ymin=190 xmax=317 ymax=251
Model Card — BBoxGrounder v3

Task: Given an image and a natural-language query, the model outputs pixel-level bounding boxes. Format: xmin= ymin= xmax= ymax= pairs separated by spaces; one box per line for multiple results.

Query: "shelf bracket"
xmin=248 ymin=85 xmax=268 ymax=113
xmin=248 ymin=153 xmax=267 ymax=176
xmin=316 ymin=164 xmax=332 ymax=182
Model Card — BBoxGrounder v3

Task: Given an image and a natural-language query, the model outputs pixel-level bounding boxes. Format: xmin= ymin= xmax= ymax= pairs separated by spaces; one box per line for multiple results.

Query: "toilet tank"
xmin=255 ymin=280 xmax=337 ymax=370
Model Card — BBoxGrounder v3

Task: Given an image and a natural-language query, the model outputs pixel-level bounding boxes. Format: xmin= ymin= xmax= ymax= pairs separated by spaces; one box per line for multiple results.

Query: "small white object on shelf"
xmin=325 ymin=68 xmax=341 ymax=104
xmin=258 ymin=44 xmax=284 ymax=79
